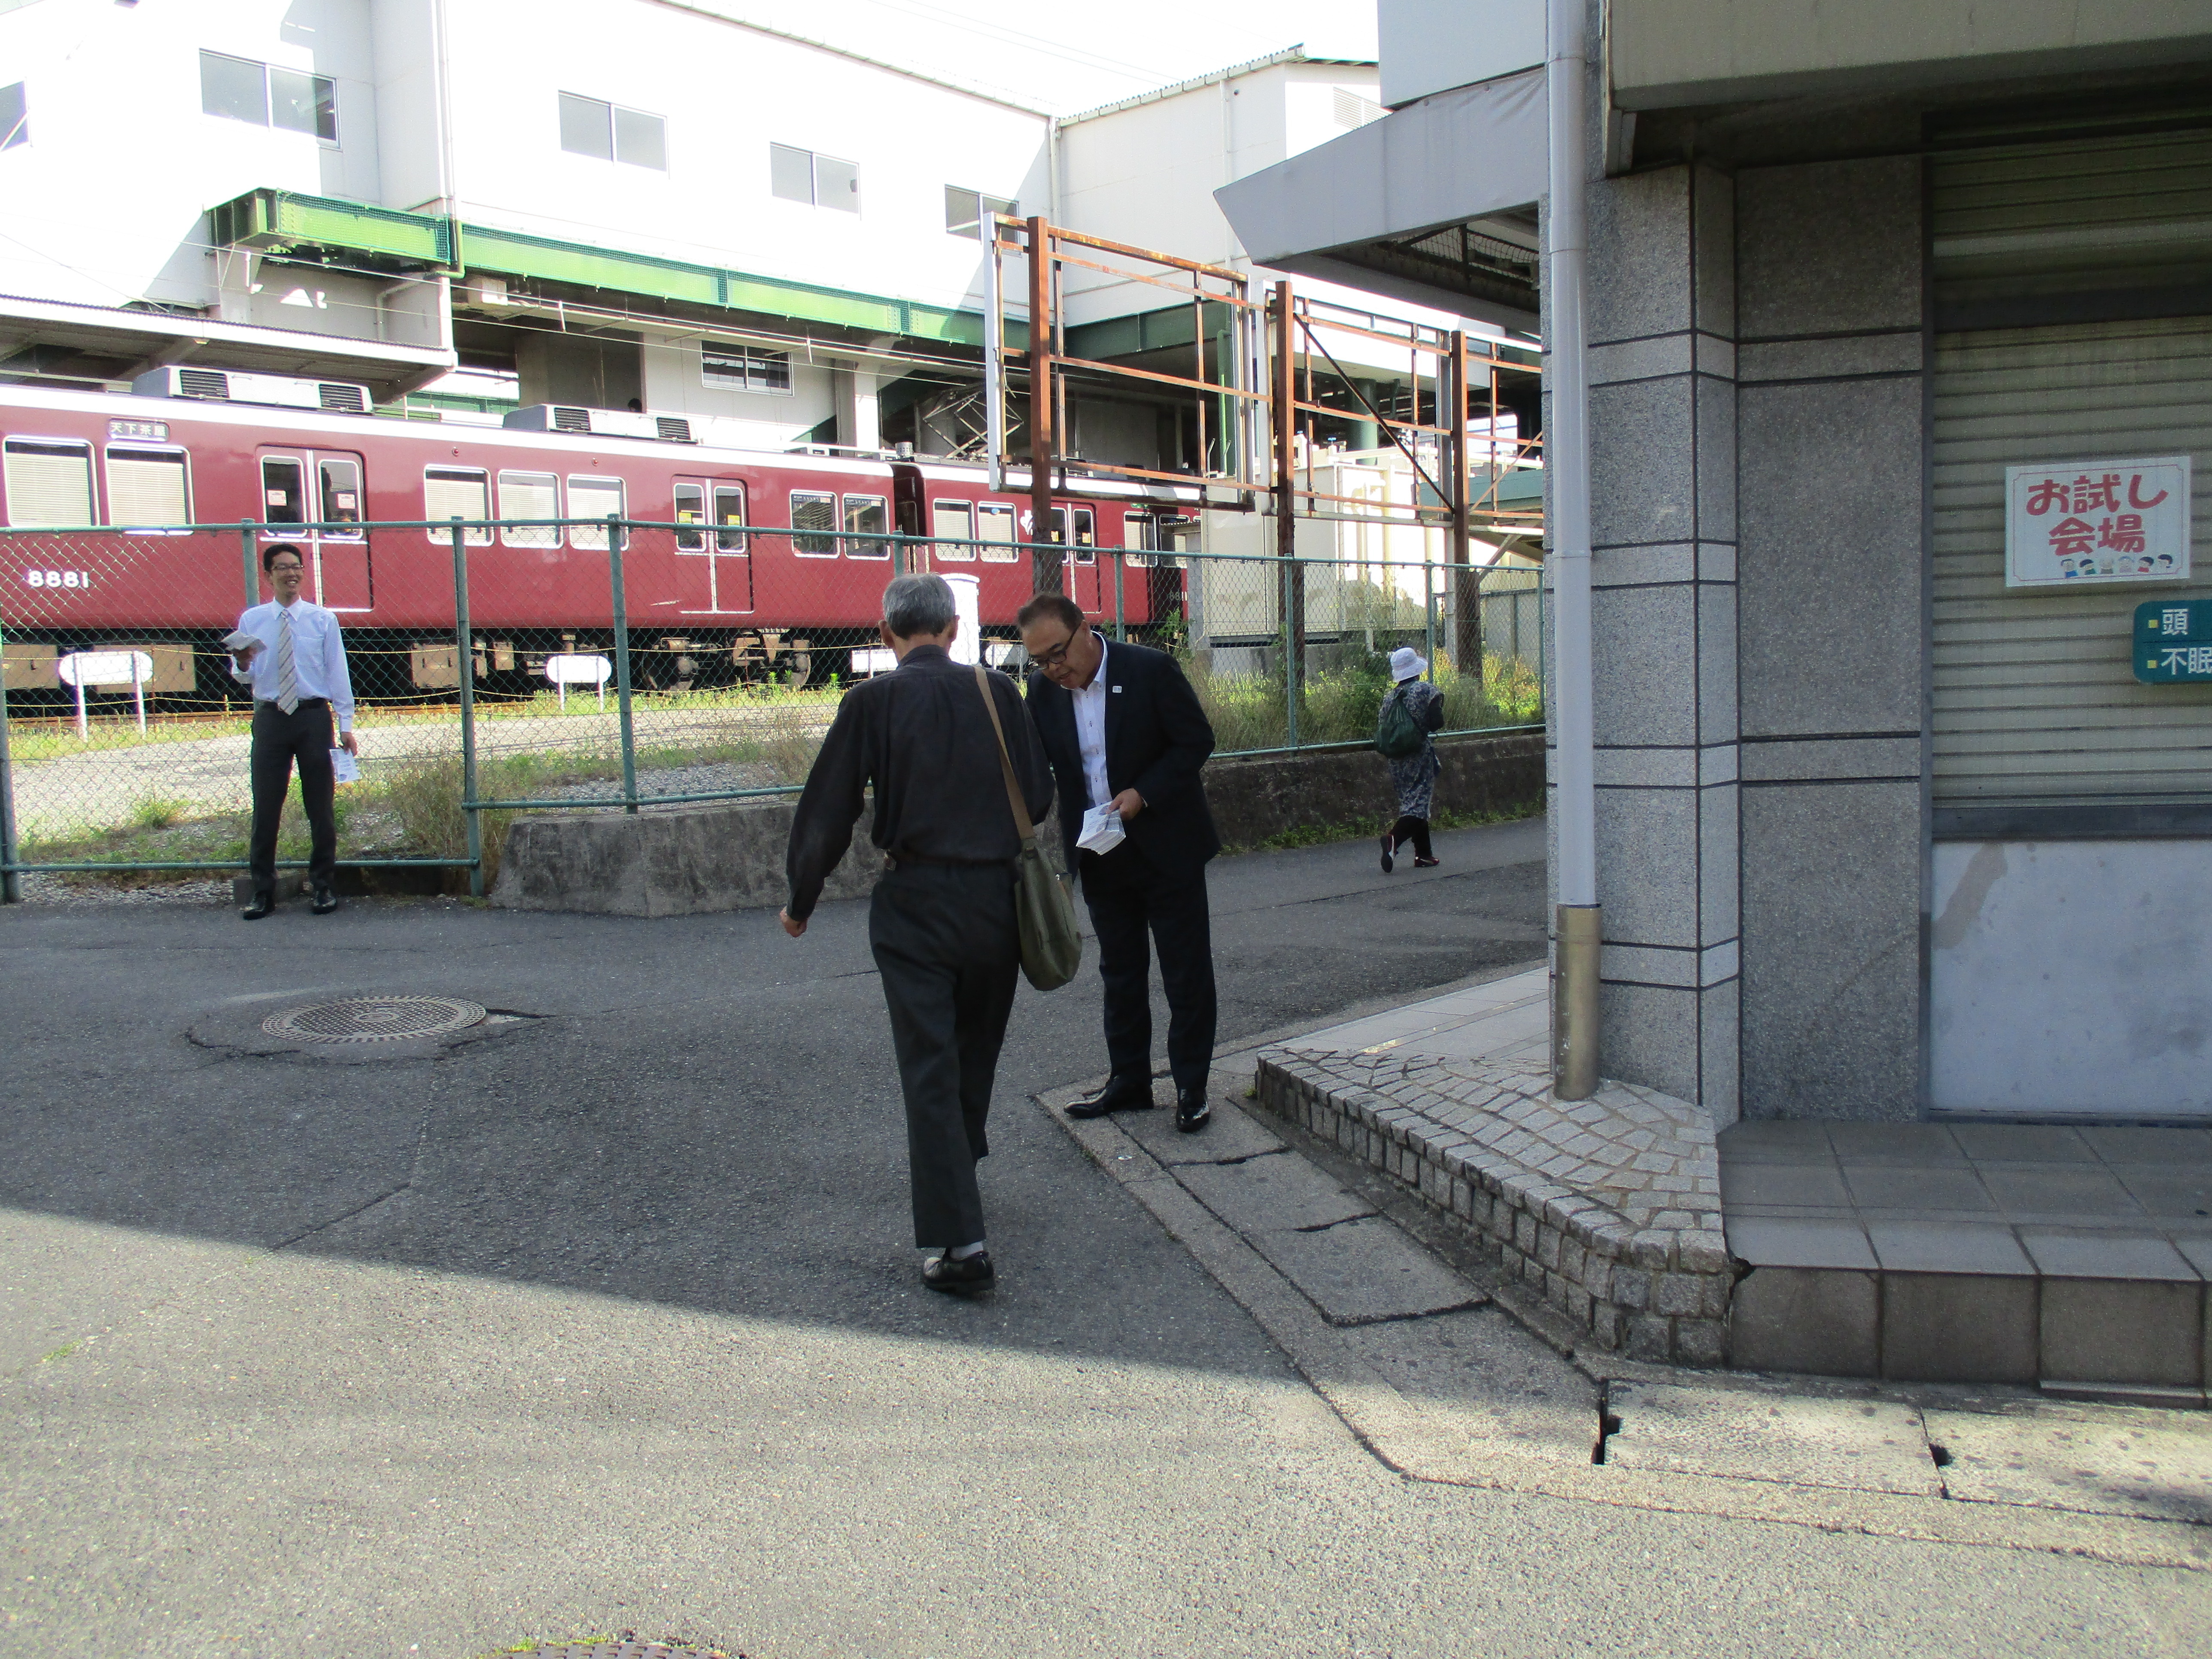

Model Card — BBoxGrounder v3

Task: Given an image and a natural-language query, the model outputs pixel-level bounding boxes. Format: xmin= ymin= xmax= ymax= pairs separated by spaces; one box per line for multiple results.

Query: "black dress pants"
xmin=248 ymin=699 xmax=337 ymax=898
xmin=1080 ymin=840 xmax=1217 ymax=1092
xmin=869 ymin=860 xmax=1021 ymax=1249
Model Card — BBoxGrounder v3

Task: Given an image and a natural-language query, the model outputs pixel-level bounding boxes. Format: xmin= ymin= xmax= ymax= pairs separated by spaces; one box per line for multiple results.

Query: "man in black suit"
xmin=1018 ymin=592 xmax=1219 ymax=1132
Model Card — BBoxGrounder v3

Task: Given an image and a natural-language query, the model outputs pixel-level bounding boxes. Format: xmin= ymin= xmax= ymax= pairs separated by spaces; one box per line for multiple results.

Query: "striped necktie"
xmin=276 ymin=609 xmax=299 ymax=714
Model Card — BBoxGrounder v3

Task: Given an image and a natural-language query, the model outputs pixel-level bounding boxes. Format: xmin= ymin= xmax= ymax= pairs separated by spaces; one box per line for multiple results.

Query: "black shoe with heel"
xmin=922 ymin=1250 xmax=995 ymax=1294
xmin=1175 ymin=1085 xmax=1211 ymax=1134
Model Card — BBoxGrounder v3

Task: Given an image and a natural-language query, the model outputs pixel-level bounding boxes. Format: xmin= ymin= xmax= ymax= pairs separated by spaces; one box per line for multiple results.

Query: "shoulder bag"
xmin=974 ymin=665 xmax=1084 ymax=991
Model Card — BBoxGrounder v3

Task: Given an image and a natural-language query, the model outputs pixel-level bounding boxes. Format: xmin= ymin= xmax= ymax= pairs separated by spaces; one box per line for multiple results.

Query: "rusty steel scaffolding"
xmin=983 ymin=217 xmax=1544 ymax=661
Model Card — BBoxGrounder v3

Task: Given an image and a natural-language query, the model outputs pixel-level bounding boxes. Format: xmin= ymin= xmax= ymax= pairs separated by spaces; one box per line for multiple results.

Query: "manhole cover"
xmin=262 ymin=995 xmax=486 ymax=1043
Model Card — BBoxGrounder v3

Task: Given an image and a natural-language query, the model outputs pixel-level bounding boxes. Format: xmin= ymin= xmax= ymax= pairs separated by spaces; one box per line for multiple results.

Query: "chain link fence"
xmin=0 ymin=517 xmax=1543 ymax=901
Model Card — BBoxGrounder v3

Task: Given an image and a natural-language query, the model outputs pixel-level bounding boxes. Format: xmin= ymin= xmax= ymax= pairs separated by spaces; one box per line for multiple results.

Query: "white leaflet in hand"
xmin=1076 ymin=800 xmax=1125 ymax=854
xmin=331 ymin=747 xmax=362 ymax=785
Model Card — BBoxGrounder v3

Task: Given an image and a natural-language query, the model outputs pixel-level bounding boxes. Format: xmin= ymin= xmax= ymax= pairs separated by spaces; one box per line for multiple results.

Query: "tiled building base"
xmin=1254 ymin=1049 xmax=1733 ymax=1365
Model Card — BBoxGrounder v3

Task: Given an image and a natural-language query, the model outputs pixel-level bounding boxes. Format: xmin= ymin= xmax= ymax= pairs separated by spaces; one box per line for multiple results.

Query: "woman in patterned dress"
xmin=1379 ymin=647 xmax=1446 ymax=872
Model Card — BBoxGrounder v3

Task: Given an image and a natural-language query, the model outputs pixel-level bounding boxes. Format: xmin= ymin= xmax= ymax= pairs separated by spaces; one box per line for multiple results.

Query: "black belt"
xmin=257 ymin=697 xmax=328 ymax=708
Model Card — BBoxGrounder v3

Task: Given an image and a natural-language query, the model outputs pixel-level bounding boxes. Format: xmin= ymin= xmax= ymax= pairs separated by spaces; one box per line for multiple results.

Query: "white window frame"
xmin=498 ymin=470 xmax=561 ymax=547
xmin=771 ymin=143 xmax=860 ymax=213
xmin=103 ymin=444 xmax=192 ymax=530
xmin=842 ymin=493 xmax=889 ymax=559
xmin=944 ymin=185 xmax=1016 ymax=240
xmin=930 ymin=500 xmax=975 ymax=561
xmin=978 ymin=501 xmax=1017 ymax=563
xmin=568 ymin=476 xmax=627 ymax=549
xmin=200 ymin=51 xmax=337 ymax=145
xmin=424 ymin=465 xmax=492 ymax=546
xmin=701 ymin=341 xmax=792 ymax=396
xmin=3 ymin=436 xmax=94 ymax=527
xmin=790 ymin=489 xmax=838 ymax=557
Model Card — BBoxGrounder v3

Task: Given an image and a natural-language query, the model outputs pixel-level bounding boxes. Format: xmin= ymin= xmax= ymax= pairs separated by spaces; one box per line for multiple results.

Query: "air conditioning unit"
xmin=131 ymin=366 xmax=371 ymax=414
xmin=502 ymin=404 xmax=695 ymax=443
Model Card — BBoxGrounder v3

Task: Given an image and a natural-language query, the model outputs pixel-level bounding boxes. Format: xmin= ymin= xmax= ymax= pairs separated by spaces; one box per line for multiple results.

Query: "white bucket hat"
xmin=1389 ymin=647 xmax=1427 ymax=683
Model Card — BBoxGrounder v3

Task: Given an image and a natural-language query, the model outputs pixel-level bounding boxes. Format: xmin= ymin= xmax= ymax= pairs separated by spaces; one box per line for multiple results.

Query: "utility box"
xmin=2 ymin=641 xmax=58 ymax=690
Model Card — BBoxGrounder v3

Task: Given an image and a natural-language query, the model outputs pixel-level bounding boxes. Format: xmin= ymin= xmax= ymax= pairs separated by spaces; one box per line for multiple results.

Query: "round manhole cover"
xmin=262 ymin=995 xmax=486 ymax=1043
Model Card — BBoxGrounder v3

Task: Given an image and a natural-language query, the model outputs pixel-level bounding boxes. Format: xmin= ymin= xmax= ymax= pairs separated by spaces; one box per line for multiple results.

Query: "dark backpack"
xmin=1373 ymin=686 xmax=1425 ymax=759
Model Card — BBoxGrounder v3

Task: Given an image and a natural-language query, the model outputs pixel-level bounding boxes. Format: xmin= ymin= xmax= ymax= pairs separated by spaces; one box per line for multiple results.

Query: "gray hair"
xmin=881 ymin=572 xmax=957 ymax=639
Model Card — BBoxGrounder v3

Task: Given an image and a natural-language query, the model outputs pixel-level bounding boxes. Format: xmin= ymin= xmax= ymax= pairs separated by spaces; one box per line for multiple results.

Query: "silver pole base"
xmin=1553 ymin=903 xmax=1601 ymax=1100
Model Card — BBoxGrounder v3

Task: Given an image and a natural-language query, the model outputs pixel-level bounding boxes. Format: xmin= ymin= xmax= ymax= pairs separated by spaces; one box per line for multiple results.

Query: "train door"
xmin=258 ymin=448 xmax=370 ymax=610
xmin=674 ymin=476 xmax=752 ymax=612
xmin=1053 ymin=506 xmax=1101 ymax=614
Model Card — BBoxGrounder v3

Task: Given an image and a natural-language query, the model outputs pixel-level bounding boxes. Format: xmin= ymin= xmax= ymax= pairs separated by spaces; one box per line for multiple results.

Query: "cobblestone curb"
xmin=1254 ymin=1049 xmax=1734 ymax=1366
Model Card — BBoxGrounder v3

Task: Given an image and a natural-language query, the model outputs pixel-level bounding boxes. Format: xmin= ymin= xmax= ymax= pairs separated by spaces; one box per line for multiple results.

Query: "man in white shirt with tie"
xmin=229 ymin=543 xmax=358 ymax=919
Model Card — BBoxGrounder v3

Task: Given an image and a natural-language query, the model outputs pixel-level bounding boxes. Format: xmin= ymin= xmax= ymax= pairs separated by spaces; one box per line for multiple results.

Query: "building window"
xmin=772 ymin=143 xmax=859 ymax=213
xmin=559 ymin=92 xmax=665 ymax=170
xmin=199 ymin=51 xmax=337 ymax=143
xmin=702 ymin=341 xmax=792 ymax=394
xmin=1 ymin=82 xmax=27 ymax=151
xmin=944 ymin=186 xmax=1016 ymax=240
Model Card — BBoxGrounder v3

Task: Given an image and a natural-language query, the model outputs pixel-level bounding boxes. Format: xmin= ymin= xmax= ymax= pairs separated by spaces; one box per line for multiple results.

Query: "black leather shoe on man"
xmin=1065 ymin=1075 xmax=1155 ymax=1118
xmin=241 ymin=893 xmax=275 ymax=921
xmin=310 ymin=886 xmax=340 ymax=915
xmin=1175 ymin=1085 xmax=1211 ymax=1133
xmin=921 ymin=1249 xmax=995 ymax=1294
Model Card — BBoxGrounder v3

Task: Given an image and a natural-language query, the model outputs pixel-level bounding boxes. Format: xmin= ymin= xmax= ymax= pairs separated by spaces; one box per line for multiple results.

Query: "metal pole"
xmin=1114 ymin=550 xmax=1126 ymax=641
xmin=607 ymin=513 xmax=639 ymax=814
xmin=1272 ymin=281 xmax=1300 ymax=747
xmin=239 ymin=519 xmax=259 ymax=609
xmin=1026 ymin=214 xmax=1061 ymax=595
xmin=1548 ymin=0 xmax=1601 ymax=1100
xmin=1425 ymin=563 xmax=1437 ymax=685
xmin=1450 ymin=329 xmax=1482 ymax=697
xmin=984 ymin=221 xmax=1006 ymax=495
xmin=0 ymin=616 xmax=19 ymax=902
xmin=450 ymin=521 xmax=483 ymax=899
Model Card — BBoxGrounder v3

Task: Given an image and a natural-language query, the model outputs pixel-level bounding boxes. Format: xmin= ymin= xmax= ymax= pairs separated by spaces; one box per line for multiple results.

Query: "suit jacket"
xmin=1025 ymin=640 xmax=1221 ymax=876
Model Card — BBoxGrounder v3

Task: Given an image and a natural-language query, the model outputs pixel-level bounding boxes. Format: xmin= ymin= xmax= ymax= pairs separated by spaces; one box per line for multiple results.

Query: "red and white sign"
xmin=2004 ymin=456 xmax=2191 ymax=589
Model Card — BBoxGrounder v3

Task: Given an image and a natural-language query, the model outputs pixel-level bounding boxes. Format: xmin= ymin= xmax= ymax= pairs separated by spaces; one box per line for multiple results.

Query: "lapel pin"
xmin=1112 ymin=685 xmax=1122 ymax=693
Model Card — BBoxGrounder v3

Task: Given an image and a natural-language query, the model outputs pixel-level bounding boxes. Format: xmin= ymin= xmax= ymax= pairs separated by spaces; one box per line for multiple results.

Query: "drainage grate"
xmin=262 ymin=996 xmax=486 ymax=1043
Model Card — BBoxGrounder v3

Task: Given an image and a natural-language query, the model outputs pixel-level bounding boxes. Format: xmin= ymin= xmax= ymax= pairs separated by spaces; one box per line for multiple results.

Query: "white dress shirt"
xmin=230 ymin=597 xmax=356 ymax=733
xmin=1072 ymin=638 xmax=1112 ymax=808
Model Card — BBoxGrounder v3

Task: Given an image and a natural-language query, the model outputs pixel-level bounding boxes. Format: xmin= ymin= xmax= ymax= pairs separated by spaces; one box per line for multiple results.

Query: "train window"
xmin=498 ymin=471 xmax=560 ymax=546
xmin=674 ymin=481 xmax=705 ymax=552
xmin=260 ymin=456 xmax=307 ymax=526
xmin=843 ymin=494 xmax=889 ymax=559
xmin=1126 ymin=514 xmax=1156 ymax=568
xmin=790 ymin=490 xmax=836 ymax=557
xmin=930 ymin=501 xmax=975 ymax=560
xmin=1048 ymin=507 xmax=1095 ymax=563
xmin=978 ymin=502 xmax=1016 ymax=562
xmin=424 ymin=466 xmax=491 ymax=546
xmin=2 ymin=438 xmax=92 ymax=527
xmin=318 ymin=457 xmax=364 ymax=539
xmin=104 ymin=447 xmax=191 ymax=528
xmin=568 ymin=476 xmax=626 ymax=548
xmin=713 ymin=483 xmax=747 ymax=552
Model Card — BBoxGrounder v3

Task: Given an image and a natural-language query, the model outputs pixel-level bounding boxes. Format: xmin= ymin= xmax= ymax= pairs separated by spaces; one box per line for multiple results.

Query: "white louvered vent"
xmin=1333 ymin=88 xmax=1381 ymax=130
xmin=176 ymin=369 xmax=230 ymax=399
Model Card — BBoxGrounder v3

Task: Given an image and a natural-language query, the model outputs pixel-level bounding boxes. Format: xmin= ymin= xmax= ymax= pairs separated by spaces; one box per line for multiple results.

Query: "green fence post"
xmin=607 ymin=513 xmax=639 ymax=814
xmin=1425 ymin=559 xmax=1439 ymax=685
xmin=1281 ymin=552 xmax=1300 ymax=749
xmin=1114 ymin=550 xmax=1126 ymax=642
xmin=0 ymin=614 xmax=18 ymax=904
xmin=450 ymin=520 xmax=483 ymax=899
xmin=239 ymin=519 xmax=259 ymax=608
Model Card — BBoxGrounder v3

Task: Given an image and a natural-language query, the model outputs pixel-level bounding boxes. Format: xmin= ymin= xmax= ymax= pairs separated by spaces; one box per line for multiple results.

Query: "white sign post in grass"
xmin=57 ymin=650 xmax=153 ymax=738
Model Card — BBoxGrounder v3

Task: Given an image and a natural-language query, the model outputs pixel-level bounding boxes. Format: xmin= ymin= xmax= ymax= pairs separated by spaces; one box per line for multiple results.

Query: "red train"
xmin=0 ymin=375 xmax=1190 ymax=702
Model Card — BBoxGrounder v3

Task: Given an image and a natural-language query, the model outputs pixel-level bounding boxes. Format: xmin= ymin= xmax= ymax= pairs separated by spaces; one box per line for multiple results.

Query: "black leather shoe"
xmin=1065 ymin=1076 xmax=1155 ymax=1118
xmin=1379 ymin=833 xmax=1395 ymax=874
xmin=1175 ymin=1085 xmax=1211 ymax=1133
xmin=241 ymin=894 xmax=274 ymax=921
xmin=311 ymin=887 xmax=339 ymax=915
xmin=922 ymin=1249 xmax=995 ymax=1294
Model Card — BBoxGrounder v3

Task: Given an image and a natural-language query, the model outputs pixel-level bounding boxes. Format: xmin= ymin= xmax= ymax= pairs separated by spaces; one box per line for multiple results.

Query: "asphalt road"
xmin=4 ymin=817 xmax=2207 ymax=1656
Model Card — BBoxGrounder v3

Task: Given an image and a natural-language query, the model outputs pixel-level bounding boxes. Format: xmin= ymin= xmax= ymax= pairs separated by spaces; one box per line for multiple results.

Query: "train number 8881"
xmin=21 ymin=570 xmax=92 ymax=589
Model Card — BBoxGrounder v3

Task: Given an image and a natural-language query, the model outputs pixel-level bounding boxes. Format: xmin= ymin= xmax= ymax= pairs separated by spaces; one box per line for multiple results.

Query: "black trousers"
xmin=249 ymin=699 xmax=337 ymax=898
xmin=1387 ymin=814 xmax=1433 ymax=860
xmin=869 ymin=861 xmax=1021 ymax=1249
xmin=1080 ymin=840 xmax=1217 ymax=1092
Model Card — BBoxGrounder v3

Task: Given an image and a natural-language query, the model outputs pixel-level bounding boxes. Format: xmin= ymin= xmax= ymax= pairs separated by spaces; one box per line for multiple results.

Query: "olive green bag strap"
xmin=975 ymin=665 xmax=1082 ymax=991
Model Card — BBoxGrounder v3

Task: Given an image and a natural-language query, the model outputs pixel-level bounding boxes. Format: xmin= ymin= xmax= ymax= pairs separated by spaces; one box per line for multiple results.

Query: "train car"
xmin=0 ymin=374 xmax=1192 ymax=705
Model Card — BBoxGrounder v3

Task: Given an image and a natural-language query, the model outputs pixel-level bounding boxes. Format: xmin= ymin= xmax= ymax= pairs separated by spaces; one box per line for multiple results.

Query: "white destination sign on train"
xmin=2004 ymin=456 xmax=2191 ymax=588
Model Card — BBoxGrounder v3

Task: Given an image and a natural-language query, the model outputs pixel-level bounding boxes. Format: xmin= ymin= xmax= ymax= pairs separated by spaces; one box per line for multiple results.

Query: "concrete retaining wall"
xmin=489 ymin=730 xmax=1545 ymax=916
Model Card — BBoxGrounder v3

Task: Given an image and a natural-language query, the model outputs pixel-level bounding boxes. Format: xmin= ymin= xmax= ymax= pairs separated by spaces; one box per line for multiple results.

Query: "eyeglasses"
xmin=267 ymin=562 xmax=304 ymax=575
xmin=1031 ymin=632 xmax=1079 ymax=670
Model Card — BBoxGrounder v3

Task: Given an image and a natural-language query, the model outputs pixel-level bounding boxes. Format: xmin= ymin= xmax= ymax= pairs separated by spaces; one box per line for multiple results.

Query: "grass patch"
xmin=1191 ymin=649 xmax=1542 ymax=754
xmin=1228 ymin=799 xmax=1542 ymax=856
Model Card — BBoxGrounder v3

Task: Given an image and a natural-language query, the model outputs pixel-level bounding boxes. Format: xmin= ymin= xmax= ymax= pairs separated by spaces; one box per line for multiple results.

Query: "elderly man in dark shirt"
xmin=781 ymin=574 xmax=1053 ymax=1294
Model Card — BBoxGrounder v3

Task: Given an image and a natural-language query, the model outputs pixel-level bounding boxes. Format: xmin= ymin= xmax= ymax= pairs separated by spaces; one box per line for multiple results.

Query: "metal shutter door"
xmin=3 ymin=441 xmax=93 ymax=526
xmin=1931 ymin=317 xmax=2212 ymax=803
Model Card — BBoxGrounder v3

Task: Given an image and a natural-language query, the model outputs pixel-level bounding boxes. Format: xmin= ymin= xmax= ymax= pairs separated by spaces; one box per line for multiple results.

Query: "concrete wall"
xmin=1565 ymin=161 xmax=1744 ymax=1120
xmin=1733 ymin=155 xmax=1925 ymax=1121
xmin=1378 ymin=0 xmax=1543 ymax=110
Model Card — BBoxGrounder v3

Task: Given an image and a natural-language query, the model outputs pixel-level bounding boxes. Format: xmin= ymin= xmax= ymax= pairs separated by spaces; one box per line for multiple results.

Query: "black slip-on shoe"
xmin=922 ymin=1250 xmax=995 ymax=1294
xmin=1065 ymin=1077 xmax=1155 ymax=1118
xmin=1379 ymin=834 xmax=1395 ymax=874
xmin=310 ymin=887 xmax=339 ymax=915
xmin=1413 ymin=857 xmax=1440 ymax=869
xmin=1175 ymin=1087 xmax=1211 ymax=1134
xmin=241 ymin=894 xmax=274 ymax=921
